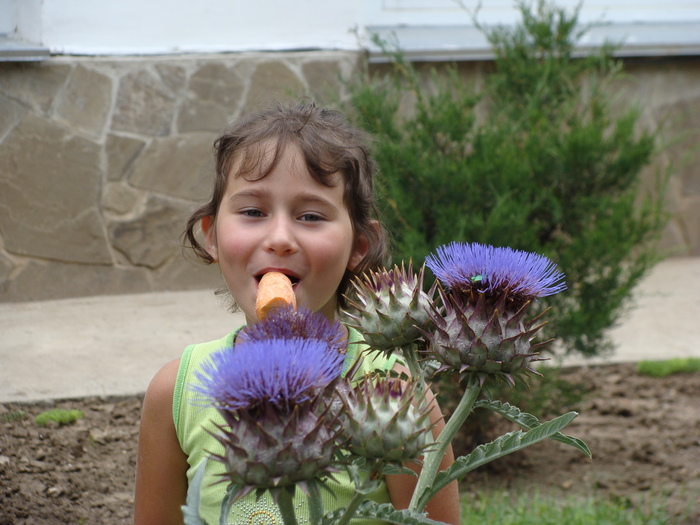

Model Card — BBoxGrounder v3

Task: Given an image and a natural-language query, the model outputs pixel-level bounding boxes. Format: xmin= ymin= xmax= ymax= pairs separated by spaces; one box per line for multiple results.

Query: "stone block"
xmin=54 ymin=65 xmax=113 ymax=139
xmin=0 ymin=93 xmax=26 ymax=140
xmin=112 ymin=69 xmax=176 ymax=136
xmin=0 ymin=114 xmax=112 ymax=264
xmin=0 ymin=62 xmax=71 ymax=113
xmin=109 ymin=195 xmax=191 ymax=269
xmin=128 ymin=132 xmax=215 ymax=201
xmin=654 ymin=95 xmax=700 ymax=197
xmin=102 ymin=182 xmax=143 ymax=216
xmin=152 ymin=253 xmax=222 ymax=293
xmin=245 ymin=60 xmax=305 ymax=108
xmin=0 ymin=259 xmax=152 ymax=302
xmin=177 ymin=63 xmax=245 ymax=132
xmin=155 ymin=63 xmax=188 ymax=97
xmin=106 ymin=133 xmax=147 ymax=182
xmin=679 ymin=196 xmax=700 ymax=256
xmin=0 ymin=251 xmax=13 ymax=293
xmin=301 ymin=60 xmax=344 ymax=105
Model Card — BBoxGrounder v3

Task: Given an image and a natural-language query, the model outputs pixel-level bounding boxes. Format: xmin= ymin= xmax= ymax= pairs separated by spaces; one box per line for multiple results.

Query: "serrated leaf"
xmin=342 ymin=462 xmax=382 ymax=495
xmin=181 ymin=461 xmax=210 ymax=525
xmin=381 ymin=463 xmax=418 ymax=477
xmin=474 ymin=399 xmax=592 ymax=457
xmin=353 ymin=501 xmax=446 ymax=525
xmin=415 ymin=411 xmax=579 ymax=509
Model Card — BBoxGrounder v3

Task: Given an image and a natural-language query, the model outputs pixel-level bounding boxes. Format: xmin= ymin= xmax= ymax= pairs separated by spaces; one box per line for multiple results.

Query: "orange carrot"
xmin=255 ymin=272 xmax=297 ymax=320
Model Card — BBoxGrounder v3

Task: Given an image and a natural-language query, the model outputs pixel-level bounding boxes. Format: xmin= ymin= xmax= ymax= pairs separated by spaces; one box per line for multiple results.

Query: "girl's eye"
xmin=241 ymin=209 xmax=264 ymax=218
xmin=299 ymin=213 xmax=323 ymax=222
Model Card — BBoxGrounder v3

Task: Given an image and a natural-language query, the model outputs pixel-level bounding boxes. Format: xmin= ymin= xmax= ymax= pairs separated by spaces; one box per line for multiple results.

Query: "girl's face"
xmin=203 ymin=142 xmax=368 ymax=324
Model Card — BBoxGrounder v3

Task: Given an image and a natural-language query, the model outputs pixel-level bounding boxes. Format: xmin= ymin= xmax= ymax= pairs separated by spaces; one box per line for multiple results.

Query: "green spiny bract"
xmin=339 ymin=374 xmax=433 ymax=463
xmin=426 ymin=286 xmax=550 ymax=385
xmin=343 ymin=262 xmax=436 ymax=353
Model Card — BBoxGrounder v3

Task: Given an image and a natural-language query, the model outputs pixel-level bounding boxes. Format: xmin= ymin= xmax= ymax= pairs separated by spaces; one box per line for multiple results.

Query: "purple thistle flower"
xmin=192 ymin=337 xmax=347 ymax=498
xmin=425 ymin=242 xmax=566 ymax=303
xmin=237 ymin=306 xmax=347 ymax=354
xmin=423 ymin=242 xmax=566 ymax=384
xmin=194 ymin=337 xmax=345 ymax=412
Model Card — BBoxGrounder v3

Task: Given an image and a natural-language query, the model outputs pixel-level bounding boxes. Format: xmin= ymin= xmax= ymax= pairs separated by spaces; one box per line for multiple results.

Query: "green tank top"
xmin=173 ymin=326 xmax=397 ymax=525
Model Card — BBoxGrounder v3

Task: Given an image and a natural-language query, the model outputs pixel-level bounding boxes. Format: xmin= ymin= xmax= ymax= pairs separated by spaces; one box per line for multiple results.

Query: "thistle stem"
xmin=408 ymin=375 xmax=482 ymax=512
xmin=334 ymin=490 xmax=366 ymax=525
xmin=276 ymin=488 xmax=299 ymax=525
xmin=402 ymin=344 xmax=426 ymax=399
xmin=306 ymin=480 xmax=324 ymax=525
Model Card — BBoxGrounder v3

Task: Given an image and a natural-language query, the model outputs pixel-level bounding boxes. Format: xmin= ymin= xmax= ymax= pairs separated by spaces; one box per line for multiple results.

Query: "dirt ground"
xmin=1 ymin=362 xmax=698 ymax=524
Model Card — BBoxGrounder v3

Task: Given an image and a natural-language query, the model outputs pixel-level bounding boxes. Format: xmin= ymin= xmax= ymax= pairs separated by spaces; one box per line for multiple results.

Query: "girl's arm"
xmin=385 ymin=366 xmax=461 ymax=525
xmin=134 ymin=358 xmax=189 ymax=525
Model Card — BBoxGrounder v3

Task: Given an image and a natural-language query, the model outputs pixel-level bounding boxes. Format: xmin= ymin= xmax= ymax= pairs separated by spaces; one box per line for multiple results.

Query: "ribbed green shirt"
xmin=173 ymin=326 xmax=397 ymax=525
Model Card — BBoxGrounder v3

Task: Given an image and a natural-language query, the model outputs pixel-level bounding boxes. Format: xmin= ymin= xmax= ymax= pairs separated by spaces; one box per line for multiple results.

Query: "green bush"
xmin=344 ymin=0 xmax=668 ymax=358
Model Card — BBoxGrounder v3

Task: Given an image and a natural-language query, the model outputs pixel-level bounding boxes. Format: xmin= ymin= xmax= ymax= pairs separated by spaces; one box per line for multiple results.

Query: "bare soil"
xmin=1 ymin=362 xmax=699 ymax=524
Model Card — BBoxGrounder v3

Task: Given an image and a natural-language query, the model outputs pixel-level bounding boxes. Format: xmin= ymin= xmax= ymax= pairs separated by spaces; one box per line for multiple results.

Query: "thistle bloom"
xmin=426 ymin=242 xmax=566 ymax=305
xmin=339 ymin=375 xmax=433 ymax=464
xmin=193 ymin=337 xmax=346 ymax=498
xmin=237 ymin=306 xmax=348 ymax=354
xmin=343 ymin=262 xmax=435 ymax=353
xmin=424 ymin=242 xmax=567 ymax=383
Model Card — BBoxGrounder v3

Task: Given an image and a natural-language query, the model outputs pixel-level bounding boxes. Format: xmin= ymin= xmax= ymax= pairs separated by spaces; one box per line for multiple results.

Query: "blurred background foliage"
xmin=344 ymin=0 xmax=669 ymax=359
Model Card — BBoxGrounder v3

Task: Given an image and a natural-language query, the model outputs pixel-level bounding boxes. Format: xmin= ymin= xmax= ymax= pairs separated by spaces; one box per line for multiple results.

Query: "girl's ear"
xmin=201 ymin=215 xmax=219 ymax=262
xmin=347 ymin=220 xmax=378 ymax=271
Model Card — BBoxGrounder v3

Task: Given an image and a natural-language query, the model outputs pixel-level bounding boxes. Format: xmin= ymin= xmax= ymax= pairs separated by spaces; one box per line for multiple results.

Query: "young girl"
xmin=133 ymin=102 xmax=460 ymax=525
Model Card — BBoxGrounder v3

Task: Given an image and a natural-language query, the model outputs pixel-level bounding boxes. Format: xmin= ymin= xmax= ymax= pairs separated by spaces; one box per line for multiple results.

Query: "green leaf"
xmin=342 ymin=462 xmax=383 ymax=495
xmin=474 ymin=399 xmax=592 ymax=457
xmin=332 ymin=501 xmax=445 ymax=525
xmin=181 ymin=461 xmax=210 ymax=525
xmin=415 ymin=411 xmax=579 ymax=509
xmin=381 ymin=463 xmax=419 ymax=477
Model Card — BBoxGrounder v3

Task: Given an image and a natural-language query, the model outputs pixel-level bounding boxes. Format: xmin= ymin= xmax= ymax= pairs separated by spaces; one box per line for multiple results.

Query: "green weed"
xmin=35 ymin=408 xmax=84 ymax=427
xmin=637 ymin=358 xmax=700 ymax=377
xmin=460 ymin=489 xmax=673 ymax=524
xmin=2 ymin=410 xmax=29 ymax=423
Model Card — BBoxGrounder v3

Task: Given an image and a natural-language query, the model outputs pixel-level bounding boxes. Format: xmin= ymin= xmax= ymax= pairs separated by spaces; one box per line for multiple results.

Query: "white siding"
xmin=2 ymin=0 xmax=699 ymax=58
xmin=364 ymin=0 xmax=700 ymax=61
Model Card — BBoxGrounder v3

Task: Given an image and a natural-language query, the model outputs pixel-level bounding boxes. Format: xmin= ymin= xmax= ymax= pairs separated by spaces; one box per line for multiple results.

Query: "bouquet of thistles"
xmin=183 ymin=242 xmax=591 ymax=525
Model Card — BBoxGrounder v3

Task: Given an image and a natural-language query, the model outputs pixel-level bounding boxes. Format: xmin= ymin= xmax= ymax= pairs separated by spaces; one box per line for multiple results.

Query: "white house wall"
xmin=39 ymin=0 xmax=365 ymax=55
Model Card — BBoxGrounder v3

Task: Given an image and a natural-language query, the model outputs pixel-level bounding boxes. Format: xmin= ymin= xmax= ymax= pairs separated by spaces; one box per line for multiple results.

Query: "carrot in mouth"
xmin=255 ymin=271 xmax=297 ymax=320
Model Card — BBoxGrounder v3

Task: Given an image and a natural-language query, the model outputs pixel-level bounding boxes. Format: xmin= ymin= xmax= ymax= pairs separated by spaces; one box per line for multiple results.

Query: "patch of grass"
xmin=460 ymin=490 xmax=672 ymax=525
xmin=637 ymin=357 xmax=700 ymax=378
xmin=35 ymin=409 xmax=84 ymax=427
xmin=2 ymin=410 xmax=29 ymax=423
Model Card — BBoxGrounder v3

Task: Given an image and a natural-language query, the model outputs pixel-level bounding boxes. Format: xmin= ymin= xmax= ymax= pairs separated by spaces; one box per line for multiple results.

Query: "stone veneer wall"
xmin=0 ymin=52 xmax=698 ymax=302
xmin=0 ymin=51 xmax=360 ymax=302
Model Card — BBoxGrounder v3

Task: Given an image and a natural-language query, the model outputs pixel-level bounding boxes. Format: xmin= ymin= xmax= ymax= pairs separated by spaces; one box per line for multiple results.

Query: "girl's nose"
xmin=263 ymin=216 xmax=299 ymax=255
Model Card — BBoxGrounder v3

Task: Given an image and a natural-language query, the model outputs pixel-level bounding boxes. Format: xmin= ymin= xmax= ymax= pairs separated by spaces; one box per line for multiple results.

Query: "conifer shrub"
xmin=344 ymin=0 xmax=668 ymax=358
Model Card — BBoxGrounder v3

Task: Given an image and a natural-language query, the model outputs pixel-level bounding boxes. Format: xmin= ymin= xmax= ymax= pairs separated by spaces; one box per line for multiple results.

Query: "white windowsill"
xmin=0 ymin=36 xmax=50 ymax=61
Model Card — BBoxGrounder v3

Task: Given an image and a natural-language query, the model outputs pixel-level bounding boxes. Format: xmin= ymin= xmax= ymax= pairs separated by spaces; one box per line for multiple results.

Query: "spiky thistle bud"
xmin=193 ymin=336 xmax=346 ymax=500
xmin=424 ymin=242 xmax=567 ymax=384
xmin=339 ymin=374 xmax=433 ymax=464
xmin=343 ymin=262 xmax=436 ymax=353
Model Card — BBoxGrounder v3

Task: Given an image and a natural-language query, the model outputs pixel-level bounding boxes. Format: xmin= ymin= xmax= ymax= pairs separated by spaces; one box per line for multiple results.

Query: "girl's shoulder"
xmin=146 ymin=358 xmax=181 ymax=400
